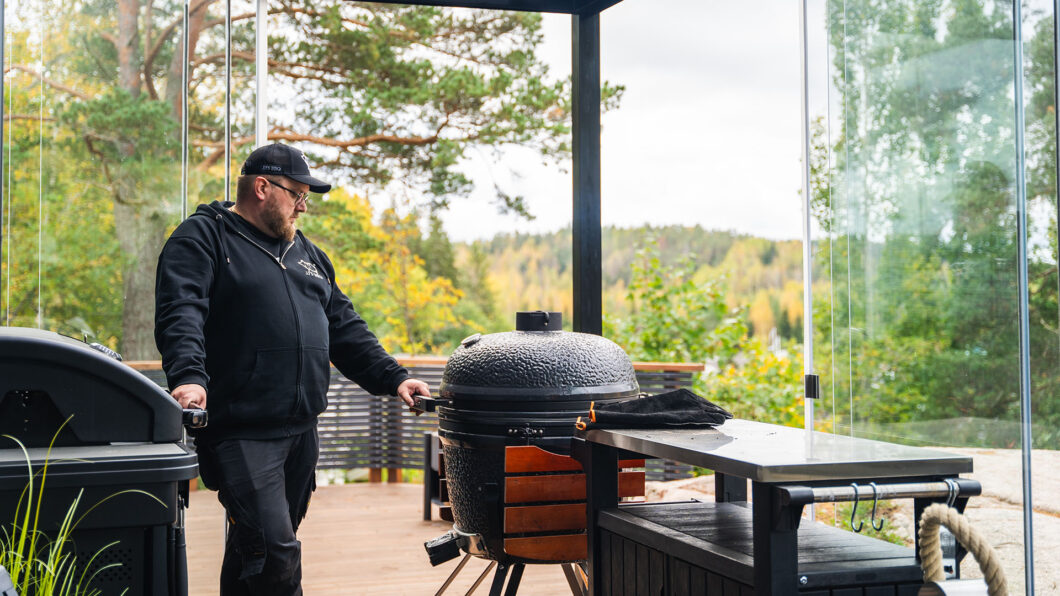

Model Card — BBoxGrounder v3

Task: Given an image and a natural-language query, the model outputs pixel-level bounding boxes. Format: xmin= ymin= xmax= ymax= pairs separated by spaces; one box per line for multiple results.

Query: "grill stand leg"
xmin=503 ymin=563 xmax=524 ymax=596
xmin=561 ymin=563 xmax=587 ymax=596
xmin=487 ymin=564 xmax=511 ymax=596
xmin=434 ymin=554 xmax=472 ymax=596
xmin=467 ymin=561 xmax=496 ymax=595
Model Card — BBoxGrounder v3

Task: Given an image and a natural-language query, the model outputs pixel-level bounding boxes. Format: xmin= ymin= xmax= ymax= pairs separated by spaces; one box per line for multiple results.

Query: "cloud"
xmin=440 ymin=0 xmax=807 ymax=242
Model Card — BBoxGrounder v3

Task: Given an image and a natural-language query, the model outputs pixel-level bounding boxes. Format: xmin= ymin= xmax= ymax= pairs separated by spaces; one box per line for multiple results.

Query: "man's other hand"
xmin=396 ymin=378 xmax=430 ymax=408
xmin=172 ymin=384 xmax=207 ymax=410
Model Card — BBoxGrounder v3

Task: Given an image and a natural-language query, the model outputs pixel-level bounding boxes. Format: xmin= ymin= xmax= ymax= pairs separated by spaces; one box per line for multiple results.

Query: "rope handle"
xmin=918 ymin=503 xmax=1007 ymax=596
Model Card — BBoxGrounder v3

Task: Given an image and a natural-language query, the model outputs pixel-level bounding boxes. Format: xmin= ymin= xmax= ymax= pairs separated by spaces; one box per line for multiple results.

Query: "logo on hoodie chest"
xmin=297 ymin=259 xmax=324 ymax=280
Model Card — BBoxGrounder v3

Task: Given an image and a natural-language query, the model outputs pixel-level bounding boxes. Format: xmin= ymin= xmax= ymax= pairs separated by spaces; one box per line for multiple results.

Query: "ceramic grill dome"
xmin=436 ymin=311 xmax=639 ymax=564
xmin=440 ymin=312 xmax=638 ymax=408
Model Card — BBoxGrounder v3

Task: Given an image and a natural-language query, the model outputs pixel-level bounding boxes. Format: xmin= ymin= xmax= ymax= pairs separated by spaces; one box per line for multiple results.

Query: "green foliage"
xmin=272 ymin=2 xmax=622 ymax=211
xmin=819 ymin=501 xmax=910 ymax=547
xmin=462 ymin=226 xmax=804 ymax=343
xmin=300 ymin=192 xmax=503 ymax=355
xmin=602 ymin=236 xmax=805 ymax=428
xmin=705 ymin=340 xmax=804 ymax=428
xmin=411 ymin=214 xmax=460 ymax=284
xmin=606 ymin=237 xmax=745 ymax=365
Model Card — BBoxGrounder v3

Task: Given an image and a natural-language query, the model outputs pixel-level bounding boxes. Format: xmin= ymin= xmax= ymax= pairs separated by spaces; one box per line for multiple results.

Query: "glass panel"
xmin=808 ymin=1 xmax=1052 ymax=592
xmin=188 ymin=0 xmax=256 ymax=205
xmin=2 ymin=0 xmax=185 ymax=360
xmin=816 ymin=3 xmax=1022 ymax=442
xmin=2 ymin=1 xmax=43 ymax=331
xmin=1026 ymin=2 xmax=1060 ymax=590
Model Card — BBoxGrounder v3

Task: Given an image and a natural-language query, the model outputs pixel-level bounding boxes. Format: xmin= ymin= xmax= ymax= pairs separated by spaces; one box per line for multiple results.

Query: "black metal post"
xmin=578 ymin=437 xmax=618 ymax=595
xmin=714 ymin=472 xmax=748 ymax=503
xmin=572 ymin=11 xmax=602 ymax=335
xmin=751 ymin=481 xmax=799 ymax=595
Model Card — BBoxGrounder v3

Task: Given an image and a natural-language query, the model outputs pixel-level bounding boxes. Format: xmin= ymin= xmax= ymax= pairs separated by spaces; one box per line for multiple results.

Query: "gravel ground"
xmin=645 ymin=447 xmax=1059 ymax=596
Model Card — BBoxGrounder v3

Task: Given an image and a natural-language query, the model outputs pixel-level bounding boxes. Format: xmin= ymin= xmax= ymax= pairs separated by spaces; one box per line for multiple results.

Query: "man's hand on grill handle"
xmin=172 ymin=383 xmax=207 ymax=410
xmin=397 ymin=378 xmax=431 ymax=413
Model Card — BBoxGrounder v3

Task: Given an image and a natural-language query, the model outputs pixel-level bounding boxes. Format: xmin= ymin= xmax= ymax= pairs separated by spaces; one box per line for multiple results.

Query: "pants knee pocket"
xmin=233 ymin=520 xmax=268 ymax=580
xmin=220 ymin=487 xmax=268 ymax=580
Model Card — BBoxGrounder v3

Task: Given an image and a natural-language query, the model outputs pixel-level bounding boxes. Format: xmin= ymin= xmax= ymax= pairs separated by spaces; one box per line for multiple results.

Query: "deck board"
xmin=186 ymin=483 xmax=575 ymax=595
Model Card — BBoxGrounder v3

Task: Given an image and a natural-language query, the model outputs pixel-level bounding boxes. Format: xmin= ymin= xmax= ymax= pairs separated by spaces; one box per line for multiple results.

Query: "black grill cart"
xmin=0 ymin=327 xmax=197 ymax=596
xmin=574 ymin=419 xmax=980 ymax=596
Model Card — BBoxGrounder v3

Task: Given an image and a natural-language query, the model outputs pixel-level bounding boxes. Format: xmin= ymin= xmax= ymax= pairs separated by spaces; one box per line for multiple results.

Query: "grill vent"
xmin=77 ymin=546 xmax=134 ymax=583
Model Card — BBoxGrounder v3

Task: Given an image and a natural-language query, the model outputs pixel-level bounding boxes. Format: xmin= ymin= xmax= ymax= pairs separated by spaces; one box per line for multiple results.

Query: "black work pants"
xmin=196 ymin=428 xmax=318 ymax=596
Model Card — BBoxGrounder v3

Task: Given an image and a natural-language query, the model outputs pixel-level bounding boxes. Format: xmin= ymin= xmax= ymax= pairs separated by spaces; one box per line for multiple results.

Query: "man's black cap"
xmin=240 ymin=143 xmax=332 ymax=194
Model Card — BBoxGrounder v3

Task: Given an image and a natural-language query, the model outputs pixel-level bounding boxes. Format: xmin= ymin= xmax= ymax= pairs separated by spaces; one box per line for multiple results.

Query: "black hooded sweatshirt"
xmin=154 ymin=200 xmax=409 ymax=443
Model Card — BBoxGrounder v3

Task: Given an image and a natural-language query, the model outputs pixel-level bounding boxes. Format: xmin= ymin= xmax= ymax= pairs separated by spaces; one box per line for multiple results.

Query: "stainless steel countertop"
xmin=580 ymin=419 xmax=972 ymax=483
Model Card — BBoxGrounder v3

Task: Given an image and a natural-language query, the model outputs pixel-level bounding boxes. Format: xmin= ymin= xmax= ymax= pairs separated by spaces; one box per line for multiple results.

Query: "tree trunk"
xmin=118 ymin=0 xmax=141 ymax=97
xmin=115 ymin=197 xmax=171 ymax=359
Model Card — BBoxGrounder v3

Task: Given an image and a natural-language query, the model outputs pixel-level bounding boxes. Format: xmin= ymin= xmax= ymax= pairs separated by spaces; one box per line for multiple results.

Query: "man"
xmin=155 ymin=143 xmax=430 ymax=595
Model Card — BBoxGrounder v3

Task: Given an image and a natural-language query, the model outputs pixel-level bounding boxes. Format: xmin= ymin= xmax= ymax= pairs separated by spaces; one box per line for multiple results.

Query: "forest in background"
xmin=463 ymin=225 xmax=805 ymax=344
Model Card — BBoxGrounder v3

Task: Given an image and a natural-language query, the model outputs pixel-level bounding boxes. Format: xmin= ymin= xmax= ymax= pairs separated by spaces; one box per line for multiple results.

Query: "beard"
xmin=262 ymin=196 xmax=297 ymax=241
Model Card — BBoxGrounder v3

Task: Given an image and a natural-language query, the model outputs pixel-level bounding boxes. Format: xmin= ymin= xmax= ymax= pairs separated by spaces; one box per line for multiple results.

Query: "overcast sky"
xmin=432 ymin=0 xmax=806 ymax=242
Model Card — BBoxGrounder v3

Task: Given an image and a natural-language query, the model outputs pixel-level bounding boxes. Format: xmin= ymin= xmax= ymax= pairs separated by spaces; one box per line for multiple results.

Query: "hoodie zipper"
xmin=281 ymin=241 xmax=304 ymax=426
xmin=232 ymin=229 xmax=294 ymax=270
xmin=231 ymin=227 xmax=304 ymax=427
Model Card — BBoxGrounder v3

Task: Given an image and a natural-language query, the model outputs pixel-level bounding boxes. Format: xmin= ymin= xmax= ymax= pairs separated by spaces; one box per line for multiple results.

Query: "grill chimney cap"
xmin=515 ymin=311 xmax=561 ymax=331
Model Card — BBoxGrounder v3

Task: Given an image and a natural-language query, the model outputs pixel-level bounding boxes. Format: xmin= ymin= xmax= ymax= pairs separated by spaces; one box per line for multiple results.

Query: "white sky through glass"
xmin=436 ymin=0 xmax=806 ymax=242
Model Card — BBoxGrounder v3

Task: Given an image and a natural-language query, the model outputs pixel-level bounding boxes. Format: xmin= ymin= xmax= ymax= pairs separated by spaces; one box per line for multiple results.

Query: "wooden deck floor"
xmin=186 ymin=482 xmax=576 ymax=595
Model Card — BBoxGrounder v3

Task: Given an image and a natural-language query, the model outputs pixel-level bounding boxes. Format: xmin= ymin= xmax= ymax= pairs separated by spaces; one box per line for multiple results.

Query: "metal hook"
xmin=868 ymin=482 xmax=885 ymax=531
xmin=849 ymin=483 xmax=864 ymax=533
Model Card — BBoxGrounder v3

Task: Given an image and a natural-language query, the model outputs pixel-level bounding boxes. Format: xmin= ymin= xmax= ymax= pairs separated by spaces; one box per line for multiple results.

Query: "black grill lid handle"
xmin=182 ymin=408 xmax=208 ymax=429
xmin=515 ymin=311 xmax=561 ymax=331
xmin=410 ymin=396 xmax=446 ymax=414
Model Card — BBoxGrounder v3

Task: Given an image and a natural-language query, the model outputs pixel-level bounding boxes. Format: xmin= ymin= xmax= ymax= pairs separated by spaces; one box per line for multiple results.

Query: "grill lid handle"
xmin=515 ymin=311 xmax=562 ymax=331
xmin=182 ymin=408 xmax=208 ymax=428
xmin=410 ymin=395 xmax=447 ymax=414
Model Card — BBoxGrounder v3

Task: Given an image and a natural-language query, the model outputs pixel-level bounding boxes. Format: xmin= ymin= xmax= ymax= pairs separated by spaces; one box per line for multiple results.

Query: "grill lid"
xmin=0 ymin=327 xmax=182 ymax=446
xmin=439 ymin=311 xmax=638 ymax=399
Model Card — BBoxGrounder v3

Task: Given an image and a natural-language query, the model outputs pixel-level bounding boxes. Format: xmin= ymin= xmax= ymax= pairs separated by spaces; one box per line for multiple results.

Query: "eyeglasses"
xmin=265 ymin=178 xmax=310 ymax=207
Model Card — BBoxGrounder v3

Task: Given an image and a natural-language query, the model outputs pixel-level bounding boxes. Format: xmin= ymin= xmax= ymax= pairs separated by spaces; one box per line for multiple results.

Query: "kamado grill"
xmin=421 ymin=311 xmax=646 ymax=595
xmin=0 ymin=327 xmax=201 ymax=596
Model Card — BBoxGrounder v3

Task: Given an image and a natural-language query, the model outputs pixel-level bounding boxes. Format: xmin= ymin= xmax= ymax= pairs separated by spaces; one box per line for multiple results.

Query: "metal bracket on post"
xmin=804 ymin=374 xmax=820 ymax=400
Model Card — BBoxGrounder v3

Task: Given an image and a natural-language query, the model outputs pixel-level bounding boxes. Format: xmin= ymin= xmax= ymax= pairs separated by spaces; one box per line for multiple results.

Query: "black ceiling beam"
xmin=352 ymin=0 xmax=622 ymax=14
xmin=574 ymin=0 xmax=622 ymax=15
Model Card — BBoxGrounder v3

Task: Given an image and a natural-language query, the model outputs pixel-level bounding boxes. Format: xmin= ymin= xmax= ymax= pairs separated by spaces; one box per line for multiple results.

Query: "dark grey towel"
xmin=577 ymin=388 xmax=733 ymax=430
